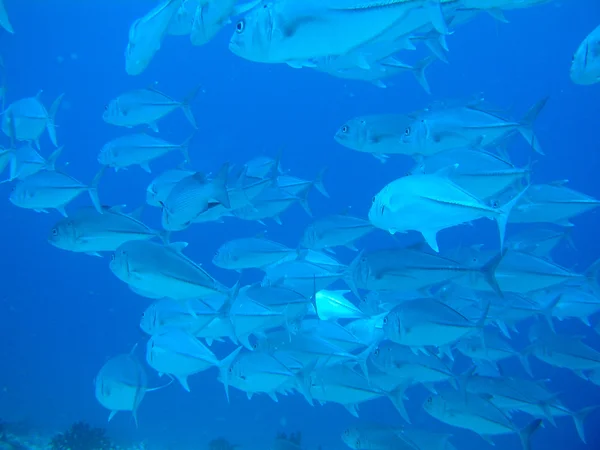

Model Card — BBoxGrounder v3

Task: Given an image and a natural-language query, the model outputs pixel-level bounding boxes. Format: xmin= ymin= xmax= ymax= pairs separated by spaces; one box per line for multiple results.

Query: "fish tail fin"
xmin=212 ymin=162 xmax=231 ymax=208
xmin=479 ymin=252 xmax=504 ymax=297
xmin=89 ymin=166 xmax=106 ymax=214
xmin=180 ymin=85 xmax=201 ymax=129
xmin=425 ymin=34 xmax=450 ymax=63
xmin=46 ymin=145 xmax=63 ymax=171
xmin=412 ymin=56 xmax=436 ymax=95
xmin=47 ymin=93 xmax=65 ymax=147
xmin=495 ymin=185 xmax=529 ymax=251
xmin=386 ymin=382 xmax=411 ymax=424
xmin=518 ymin=96 xmax=549 ymax=155
xmin=313 ymin=166 xmax=329 ymax=198
xmin=572 ymin=405 xmax=598 ymax=444
xmin=217 ymin=346 xmax=242 ymax=403
xmin=344 ymin=250 xmax=364 ymax=300
xmin=518 ymin=351 xmax=533 ymax=377
xmin=297 ymin=188 xmax=313 ymax=217
xmin=518 ymin=419 xmax=543 ymax=450
xmin=584 ymin=257 xmax=600 ymax=292
xmin=541 ymin=294 xmax=561 ymax=333
xmin=179 ymin=132 xmax=195 ymax=164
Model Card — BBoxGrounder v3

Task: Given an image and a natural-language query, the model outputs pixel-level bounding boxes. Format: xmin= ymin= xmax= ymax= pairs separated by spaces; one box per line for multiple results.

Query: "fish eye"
xmin=344 ymin=429 xmax=350 ymax=436
xmin=51 ymin=228 xmax=58 ymax=236
xmin=355 ymin=439 xmax=361 ymax=447
xmin=491 ymin=200 xmax=500 ymax=208
xmin=383 ymin=317 xmax=388 ymax=324
xmin=371 ymin=196 xmax=376 ymax=203
xmin=380 ymin=205 xmax=385 ymax=215
xmin=373 ymin=348 xmax=379 ymax=356
xmin=235 ymin=20 xmax=245 ymax=33
xmin=404 ymin=126 xmax=411 ymax=136
xmin=104 ymin=104 xmax=108 ymax=110
xmin=110 ymin=253 xmax=116 ymax=261
xmin=341 ymin=125 xmax=349 ymax=133
xmin=427 ymin=397 xmax=432 ymax=404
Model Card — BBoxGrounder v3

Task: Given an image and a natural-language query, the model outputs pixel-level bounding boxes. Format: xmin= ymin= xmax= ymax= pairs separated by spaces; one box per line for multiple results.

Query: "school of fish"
xmin=1 ymin=0 xmax=600 ymax=449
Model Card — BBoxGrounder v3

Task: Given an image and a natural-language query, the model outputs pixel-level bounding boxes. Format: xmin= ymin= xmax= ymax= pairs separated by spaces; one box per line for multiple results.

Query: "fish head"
xmin=340 ymin=427 xmax=362 ymax=449
xmin=48 ymin=219 xmax=77 ymax=249
xmin=423 ymin=394 xmax=441 ymax=416
xmin=97 ymin=145 xmax=114 ymax=166
xmin=334 ymin=118 xmax=368 ymax=151
xmin=102 ymin=98 xmax=125 ymax=125
xmin=570 ymin=34 xmax=600 ymax=85
xmin=228 ymin=2 xmax=273 ymax=63
xmin=110 ymin=247 xmax=132 ymax=281
xmin=400 ymin=116 xmax=429 ymax=150
xmin=140 ymin=303 xmax=159 ymax=335
xmin=8 ymin=183 xmax=31 ymax=207
xmin=367 ymin=190 xmax=393 ymax=230
xmin=381 ymin=309 xmax=402 ymax=342
xmin=145 ymin=182 xmax=159 ymax=207
xmin=212 ymin=246 xmax=230 ymax=268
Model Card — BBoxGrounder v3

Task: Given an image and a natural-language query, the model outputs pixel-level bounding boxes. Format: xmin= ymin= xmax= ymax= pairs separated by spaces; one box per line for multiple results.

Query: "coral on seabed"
xmin=50 ymin=421 xmax=113 ymax=450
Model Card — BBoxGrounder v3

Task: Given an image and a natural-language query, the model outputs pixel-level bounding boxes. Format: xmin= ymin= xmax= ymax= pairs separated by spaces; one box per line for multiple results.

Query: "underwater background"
xmin=0 ymin=1 xmax=600 ymax=449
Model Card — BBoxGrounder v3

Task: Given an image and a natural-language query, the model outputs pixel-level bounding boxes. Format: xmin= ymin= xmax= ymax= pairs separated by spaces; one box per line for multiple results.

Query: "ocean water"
xmin=0 ymin=1 xmax=599 ymax=450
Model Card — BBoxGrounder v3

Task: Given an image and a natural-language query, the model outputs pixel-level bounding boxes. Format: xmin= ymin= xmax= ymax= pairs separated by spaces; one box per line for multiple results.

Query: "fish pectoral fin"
xmin=420 ymin=229 xmax=440 ymax=252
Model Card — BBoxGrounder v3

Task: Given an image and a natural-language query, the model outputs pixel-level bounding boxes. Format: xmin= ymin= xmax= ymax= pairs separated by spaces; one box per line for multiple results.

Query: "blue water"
xmin=1 ymin=1 xmax=599 ymax=449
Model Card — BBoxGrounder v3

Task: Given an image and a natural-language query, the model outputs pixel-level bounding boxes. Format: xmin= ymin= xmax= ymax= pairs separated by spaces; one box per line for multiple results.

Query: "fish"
xmin=1 ymin=93 xmax=64 ymax=148
xmin=140 ymin=298 xmax=220 ymax=336
xmin=507 ymin=181 xmax=600 ymax=227
xmin=213 ymin=236 xmax=299 ymax=271
xmin=145 ymin=167 xmax=195 ymax=207
xmin=48 ymin=205 xmax=166 ymax=256
xmin=401 ymin=97 xmax=548 ymax=156
xmin=412 ymin=147 xmax=531 ymax=199
xmin=98 ymin=133 xmax=192 ymax=173
xmin=2 ymin=144 xmax=62 ymax=182
xmin=229 ymin=0 xmax=449 ymax=65
xmin=103 ymin=86 xmax=199 ymax=131
xmin=301 ymin=213 xmax=374 ymax=251
xmin=571 ymin=23 xmax=600 ymax=85
xmin=423 ymin=389 xmax=542 ymax=450
xmin=94 ymin=349 xmax=148 ymax=426
xmin=146 ymin=328 xmax=241 ymax=391
xmin=161 ymin=163 xmax=230 ymax=231
xmin=9 ymin=167 xmax=104 ymax=217
xmin=368 ymin=171 xmax=526 ymax=252
xmin=109 ymin=240 xmax=234 ymax=301
xmin=125 ymin=0 xmax=185 ymax=76
xmin=382 ymin=297 xmax=487 ymax=349
xmin=334 ymin=113 xmax=415 ymax=162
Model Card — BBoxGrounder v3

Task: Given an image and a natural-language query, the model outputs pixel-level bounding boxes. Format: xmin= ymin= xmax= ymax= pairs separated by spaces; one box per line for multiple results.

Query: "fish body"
xmin=48 ymin=205 xmax=163 ymax=255
xmin=9 ymin=168 xmax=103 ymax=217
xmin=230 ymin=0 xmax=449 ymax=64
xmin=161 ymin=163 xmax=230 ymax=231
xmin=2 ymin=93 xmax=63 ymax=147
xmin=213 ymin=236 xmax=298 ymax=271
xmin=103 ymin=87 xmax=198 ymax=130
xmin=98 ymin=133 xmax=190 ymax=172
xmin=146 ymin=167 xmax=195 ymax=207
xmin=110 ymin=240 xmax=229 ymax=301
xmin=368 ymin=172 xmax=523 ymax=252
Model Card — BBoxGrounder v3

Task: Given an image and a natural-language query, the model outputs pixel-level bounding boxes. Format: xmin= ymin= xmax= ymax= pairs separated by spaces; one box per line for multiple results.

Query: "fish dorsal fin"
xmin=108 ymin=204 xmax=127 ymax=213
xmin=129 ymin=205 xmax=145 ymax=221
xmin=549 ymin=179 xmax=569 ymax=186
xmin=168 ymin=242 xmax=188 ymax=252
